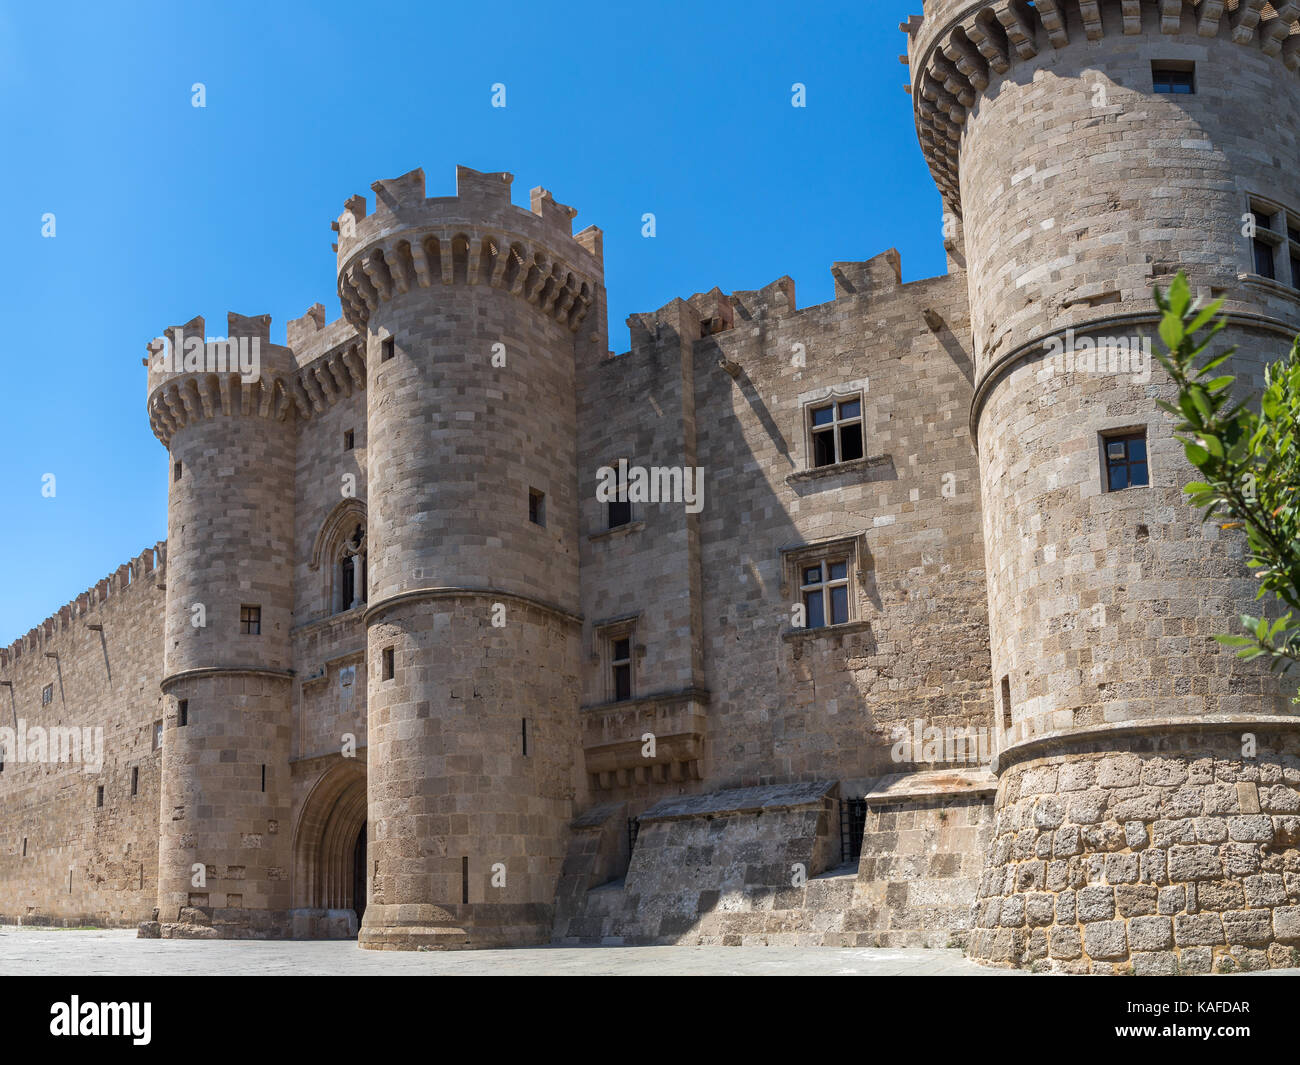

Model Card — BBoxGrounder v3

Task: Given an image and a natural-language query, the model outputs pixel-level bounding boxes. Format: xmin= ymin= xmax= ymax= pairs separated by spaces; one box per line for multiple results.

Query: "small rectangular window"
xmin=528 ymin=488 xmax=546 ymax=527
xmin=1102 ymin=430 xmax=1150 ymax=492
xmin=240 ymin=605 xmax=261 ymax=635
xmin=1152 ymin=63 xmax=1194 ymax=94
xmin=382 ymin=646 xmax=395 ymax=681
xmin=153 ymin=720 xmax=163 ymax=749
xmin=462 ymin=855 xmax=470 ymax=905
xmin=343 ymin=429 xmax=355 ymax=451
xmin=96 ymin=786 xmax=104 ymax=808
xmin=522 ymin=717 xmax=529 ymax=757
xmin=800 ymin=559 xmax=851 ymax=628
xmin=41 ymin=684 xmax=53 ymax=706
xmin=174 ymin=460 xmax=183 ymax=482
xmin=1000 ymin=676 xmax=1012 ymax=731
xmin=177 ymin=700 xmax=188 ymax=727
xmin=808 ymin=396 xmax=864 ymax=469
xmin=131 ymin=767 xmax=139 ymax=797
xmin=381 ymin=337 xmax=395 ymax=362
xmin=261 ymin=764 xmax=266 ymax=793
xmin=22 ymin=837 xmax=27 ymax=857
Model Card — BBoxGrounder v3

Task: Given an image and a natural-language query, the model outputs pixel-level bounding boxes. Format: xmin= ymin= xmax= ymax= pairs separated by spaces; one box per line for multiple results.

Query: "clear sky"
xmin=0 ymin=0 xmax=947 ymax=645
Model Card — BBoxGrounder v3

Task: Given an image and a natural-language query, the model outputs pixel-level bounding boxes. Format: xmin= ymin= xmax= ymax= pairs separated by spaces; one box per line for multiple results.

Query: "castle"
xmin=4 ymin=0 xmax=1300 ymax=974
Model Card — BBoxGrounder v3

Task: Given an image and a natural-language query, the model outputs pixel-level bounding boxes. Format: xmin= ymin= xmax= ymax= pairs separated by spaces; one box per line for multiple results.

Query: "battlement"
xmin=333 ymin=165 xmax=604 ymax=334
xmin=0 ymin=543 xmax=166 ymax=670
xmin=906 ymin=0 xmax=1300 ymax=208
xmin=144 ymin=313 xmax=302 ymax=447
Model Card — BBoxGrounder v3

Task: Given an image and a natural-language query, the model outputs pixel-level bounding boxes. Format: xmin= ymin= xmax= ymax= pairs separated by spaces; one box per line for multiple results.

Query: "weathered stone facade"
xmin=2 ymin=0 xmax=1299 ymax=971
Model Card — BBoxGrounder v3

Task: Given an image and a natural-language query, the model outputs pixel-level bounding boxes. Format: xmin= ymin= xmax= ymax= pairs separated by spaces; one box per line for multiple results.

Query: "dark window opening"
xmin=628 ymin=816 xmax=641 ymax=854
xmin=1291 ymin=256 xmax=1300 ymax=292
xmin=612 ymin=637 xmax=632 ymax=701
xmin=522 ymin=717 xmax=528 ymax=757
xmin=177 ymin=700 xmax=188 ymax=728
xmin=261 ymin=764 xmax=266 ymax=793
xmin=381 ymin=337 xmax=395 ymax=362
xmin=528 ymin=488 xmax=546 ymax=527
xmin=131 ymin=767 xmax=139 ymax=796
xmin=1152 ymin=63 xmax=1194 ymax=94
xmin=173 ymin=460 xmax=183 ymax=482
xmin=1000 ymin=675 xmax=1012 ymax=732
xmin=1103 ymin=430 xmax=1150 ymax=492
xmin=41 ymin=684 xmax=53 ymax=706
xmin=381 ymin=646 xmax=395 ymax=681
xmin=1254 ymin=238 xmax=1277 ymax=280
xmin=461 ymin=856 xmax=469 ymax=905
xmin=607 ymin=465 xmax=631 ymax=529
xmin=240 ymin=605 xmax=261 ymax=635
xmin=95 ymin=786 xmax=104 ymax=808
xmin=343 ymin=429 xmax=355 ymax=451
xmin=22 ymin=838 xmax=27 ymax=857
xmin=840 ymin=798 xmax=867 ymax=864
xmin=809 ymin=398 xmax=864 ymax=468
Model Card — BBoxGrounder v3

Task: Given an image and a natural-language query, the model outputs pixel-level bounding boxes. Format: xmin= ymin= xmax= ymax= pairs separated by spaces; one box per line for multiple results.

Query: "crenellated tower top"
xmin=332 ymin=164 xmax=604 ymax=336
xmin=905 ymin=0 xmax=1300 ymax=210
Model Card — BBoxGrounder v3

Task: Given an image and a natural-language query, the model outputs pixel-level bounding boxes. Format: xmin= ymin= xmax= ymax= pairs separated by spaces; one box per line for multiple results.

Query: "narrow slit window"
xmin=173 ymin=460 xmax=183 ymax=482
xmin=261 ymin=764 xmax=266 ymax=793
xmin=96 ymin=786 xmax=104 ymax=808
xmin=131 ymin=767 xmax=139 ymax=797
xmin=1000 ymin=676 xmax=1012 ymax=732
xmin=343 ymin=429 xmax=355 ymax=451
xmin=153 ymin=720 xmax=164 ymax=749
xmin=612 ymin=638 xmax=632 ymax=701
xmin=177 ymin=700 xmax=188 ymax=727
xmin=528 ymin=488 xmax=546 ymax=527
xmin=462 ymin=856 xmax=469 ymax=905
xmin=381 ymin=646 xmax=395 ymax=681
xmin=522 ymin=717 xmax=528 ymax=757
xmin=607 ymin=465 xmax=632 ymax=529
xmin=240 ymin=605 xmax=261 ymax=635
xmin=381 ymin=336 xmax=395 ymax=362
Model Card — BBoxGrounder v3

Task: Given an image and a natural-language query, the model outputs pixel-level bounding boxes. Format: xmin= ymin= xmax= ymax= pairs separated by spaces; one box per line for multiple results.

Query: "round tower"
xmin=336 ymin=165 xmax=602 ymax=949
xmin=909 ymin=1 xmax=1300 ymax=972
xmin=146 ymin=313 xmax=299 ymax=937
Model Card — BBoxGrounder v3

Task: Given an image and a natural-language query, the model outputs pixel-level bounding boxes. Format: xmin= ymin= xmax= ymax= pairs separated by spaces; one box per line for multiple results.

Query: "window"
xmin=1152 ymin=62 xmax=1194 ymax=94
xmin=240 ymin=605 xmax=261 ymax=635
xmin=177 ymin=700 xmax=188 ymax=728
xmin=1253 ymin=208 xmax=1277 ymax=280
xmin=529 ymin=487 xmax=546 ymax=527
xmin=131 ymin=767 xmax=139 ymax=797
xmin=800 ymin=559 xmax=851 ymax=628
xmin=607 ymin=465 xmax=631 ymax=529
xmin=153 ymin=720 xmax=163 ymax=749
xmin=343 ymin=429 xmax=355 ymax=451
xmin=522 ymin=718 xmax=529 ymax=757
xmin=337 ymin=524 xmax=367 ymax=613
xmin=808 ymin=396 xmax=864 ymax=468
xmin=1000 ymin=676 xmax=1012 ymax=732
xmin=41 ymin=684 xmax=53 ymax=706
xmin=1102 ymin=430 xmax=1149 ymax=492
xmin=597 ymin=621 xmax=637 ymax=702
xmin=1245 ymin=199 xmax=1300 ymax=285
xmin=261 ymin=764 xmax=266 ymax=793
xmin=840 ymin=798 xmax=867 ymax=864
xmin=173 ymin=460 xmax=183 ymax=482
xmin=381 ymin=646 xmax=394 ymax=681
xmin=96 ymin=786 xmax=104 ymax=808
xmin=381 ymin=337 xmax=395 ymax=362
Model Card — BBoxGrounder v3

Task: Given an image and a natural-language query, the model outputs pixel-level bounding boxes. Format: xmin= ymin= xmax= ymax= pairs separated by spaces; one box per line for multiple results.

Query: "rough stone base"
xmin=968 ymin=731 xmax=1300 ymax=974
xmin=358 ymin=903 xmax=552 ymax=951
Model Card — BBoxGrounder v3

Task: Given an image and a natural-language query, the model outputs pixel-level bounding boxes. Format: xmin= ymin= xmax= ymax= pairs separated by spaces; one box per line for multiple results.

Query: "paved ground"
xmin=0 ymin=926 xmax=1024 ymax=976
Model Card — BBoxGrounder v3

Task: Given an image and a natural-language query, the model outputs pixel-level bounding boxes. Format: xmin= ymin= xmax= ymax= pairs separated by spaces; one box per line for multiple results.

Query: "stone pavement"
xmin=0 ymin=927 xmax=1025 ymax=976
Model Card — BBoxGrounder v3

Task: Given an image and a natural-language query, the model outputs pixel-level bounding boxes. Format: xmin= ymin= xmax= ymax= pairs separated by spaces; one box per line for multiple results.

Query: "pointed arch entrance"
xmin=291 ymin=760 xmax=368 ymax=938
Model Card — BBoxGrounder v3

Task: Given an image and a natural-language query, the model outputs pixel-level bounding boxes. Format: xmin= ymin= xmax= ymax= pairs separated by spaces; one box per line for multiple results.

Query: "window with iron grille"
xmin=840 ymin=798 xmax=867 ymax=864
xmin=41 ymin=683 xmax=53 ymax=706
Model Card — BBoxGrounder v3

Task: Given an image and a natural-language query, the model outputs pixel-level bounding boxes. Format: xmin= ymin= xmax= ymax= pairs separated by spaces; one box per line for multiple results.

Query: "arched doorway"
xmin=291 ymin=761 xmax=367 ymax=937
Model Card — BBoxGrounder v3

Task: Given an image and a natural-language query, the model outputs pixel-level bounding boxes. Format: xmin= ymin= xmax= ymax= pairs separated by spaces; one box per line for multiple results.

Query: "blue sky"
xmin=0 ymin=0 xmax=947 ymax=644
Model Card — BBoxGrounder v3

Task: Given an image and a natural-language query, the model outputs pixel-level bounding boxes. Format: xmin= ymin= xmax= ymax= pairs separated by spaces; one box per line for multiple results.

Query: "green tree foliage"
xmin=1153 ymin=273 xmax=1300 ymax=693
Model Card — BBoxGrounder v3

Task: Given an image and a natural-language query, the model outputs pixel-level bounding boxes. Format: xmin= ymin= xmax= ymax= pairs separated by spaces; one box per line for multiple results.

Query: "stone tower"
xmin=335 ymin=166 xmax=603 ymax=949
xmin=145 ymin=314 xmax=300 ymax=936
xmin=909 ymin=1 xmax=1300 ymax=972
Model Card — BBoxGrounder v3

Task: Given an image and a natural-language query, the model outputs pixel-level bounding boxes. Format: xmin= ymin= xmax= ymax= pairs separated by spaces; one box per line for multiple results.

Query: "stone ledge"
xmin=785 ymin=453 xmax=893 ymax=487
xmin=640 ymin=780 xmax=836 ymax=822
xmin=863 ymin=768 xmax=997 ymax=805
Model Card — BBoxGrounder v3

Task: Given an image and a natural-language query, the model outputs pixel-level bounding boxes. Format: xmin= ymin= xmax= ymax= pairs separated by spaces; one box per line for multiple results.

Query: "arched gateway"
xmin=291 ymin=761 xmax=367 ymax=938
